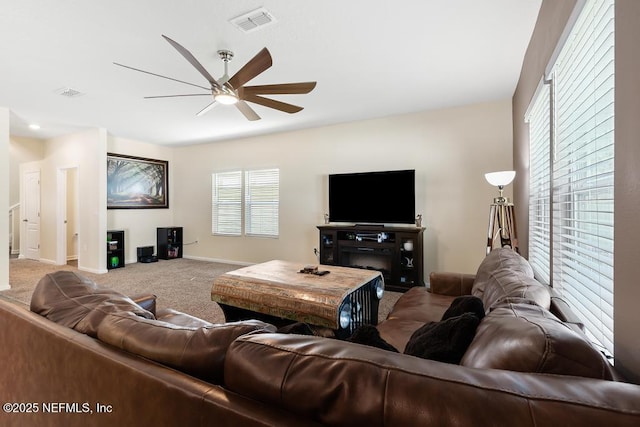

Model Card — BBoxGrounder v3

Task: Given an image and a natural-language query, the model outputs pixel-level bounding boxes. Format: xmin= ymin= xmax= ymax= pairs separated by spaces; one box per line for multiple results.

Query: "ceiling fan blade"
xmin=144 ymin=94 xmax=211 ymax=99
xmin=242 ymin=82 xmax=317 ymax=95
xmin=113 ymin=62 xmax=210 ymax=91
xmin=227 ymin=48 xmax=272 ymax=90
xmin=162 ymin=35 xmax=221 ymax=89
xmin=235 ymin=101 xmax=261 ymax=121
xmin=196 ymin=101 xmax=218 ymax=117
xmin=242 ymin=93 xmax=304 ymax=114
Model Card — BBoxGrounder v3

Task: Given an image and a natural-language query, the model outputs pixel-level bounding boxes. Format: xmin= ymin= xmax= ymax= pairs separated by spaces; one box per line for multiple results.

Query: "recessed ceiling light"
xmin=28 ymin=123 xmax=41 ymax=130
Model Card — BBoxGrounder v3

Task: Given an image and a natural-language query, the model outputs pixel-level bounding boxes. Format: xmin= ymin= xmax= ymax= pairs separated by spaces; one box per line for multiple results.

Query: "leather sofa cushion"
xmin=385 ymin=286 xmax=454 ymax=323
xmin=225 ymin=333 xmax=640 ymax=426
xmin=472 ymin=248 xmax=550 ymax=310
xmin=30 ymin=271 xmax=154 ymax=336
xmin=460 ymin=302 xmax=615 ymax=380
xmin=378 ymin=287 xmax=455 ymax=352
xmin=97 ymin=310 xmax=275 ymax=384
xmin=377 ymin=318 xmax=430 ymax=353
xmin=30 ymin=271 xmax=277 ymax=384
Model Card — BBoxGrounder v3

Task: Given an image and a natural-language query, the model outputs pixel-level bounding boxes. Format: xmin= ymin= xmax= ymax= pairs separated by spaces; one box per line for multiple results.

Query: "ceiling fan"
xmin=114 ymin=35 xmax=316 ymax=121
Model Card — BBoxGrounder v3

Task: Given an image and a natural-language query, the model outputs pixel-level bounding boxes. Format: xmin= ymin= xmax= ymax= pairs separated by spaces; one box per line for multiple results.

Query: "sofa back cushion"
xmin=460 ymin=302 xmax=615 ymax=380
xmin=472 ymin=248 xmax=550 ymax=310
xmin=30 ymin=270 xmax=277 ymax=383
xmin=224 ymin=333 xmax=640 ymax=426
xmin=30 ymin=271 xmax=154 ymax=336
xmin=97 ymin=310 xmax=274 ymax=384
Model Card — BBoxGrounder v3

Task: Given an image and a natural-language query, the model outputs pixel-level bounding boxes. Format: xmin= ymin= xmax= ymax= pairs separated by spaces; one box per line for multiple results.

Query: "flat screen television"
xmin=328 ymin=169 xmax=415 ymax=224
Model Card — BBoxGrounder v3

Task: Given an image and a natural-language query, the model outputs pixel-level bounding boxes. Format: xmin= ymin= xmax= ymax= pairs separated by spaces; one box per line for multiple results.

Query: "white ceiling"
xmin=0 ymin=0 xmax=542 ymax=146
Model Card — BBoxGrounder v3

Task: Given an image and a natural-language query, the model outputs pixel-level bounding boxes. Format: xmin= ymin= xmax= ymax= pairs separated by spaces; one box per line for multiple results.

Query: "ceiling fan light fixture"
xmin=214 ymin=92 xmax=238 ymax=105
xmin=118 ymin=36 xmax=315 ymax=121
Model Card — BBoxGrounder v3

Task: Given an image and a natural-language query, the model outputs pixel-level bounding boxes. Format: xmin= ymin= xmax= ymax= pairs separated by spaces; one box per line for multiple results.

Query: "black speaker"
xmin=137 ymin=246 xmax=157 ymax=263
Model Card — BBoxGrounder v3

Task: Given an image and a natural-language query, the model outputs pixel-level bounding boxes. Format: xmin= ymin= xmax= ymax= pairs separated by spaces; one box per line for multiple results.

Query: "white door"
xmin=22 ymin=169 xmax=41 ymax=260
xmin=66 ymin=168 xmax=79 ymax=262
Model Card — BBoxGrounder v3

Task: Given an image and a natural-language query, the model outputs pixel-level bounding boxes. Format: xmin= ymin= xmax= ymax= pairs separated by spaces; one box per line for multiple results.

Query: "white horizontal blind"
xmin=212 ymin=171 xmax=242 ymax=236
xmin=244 ymin=169 xmax=279 ymax=237
xmin=526 ymin=82 xmax=552 ymax=285
xmin=551 ymin=0 xmax=615 ymax=354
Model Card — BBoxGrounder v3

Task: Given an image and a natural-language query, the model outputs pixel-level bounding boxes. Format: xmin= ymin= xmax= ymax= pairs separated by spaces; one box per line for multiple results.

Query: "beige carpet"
xmin=2 ymin=258 xmax=401 ymax=325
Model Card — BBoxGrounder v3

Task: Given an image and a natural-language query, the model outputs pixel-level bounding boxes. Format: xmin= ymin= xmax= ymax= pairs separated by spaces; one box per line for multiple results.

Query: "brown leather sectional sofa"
xmin=1 ymin=248 xmax=639 ymax=426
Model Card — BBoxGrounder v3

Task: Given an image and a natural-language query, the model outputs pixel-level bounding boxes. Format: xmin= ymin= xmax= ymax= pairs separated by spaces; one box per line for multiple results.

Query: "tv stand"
xmin=317 ymin=224 xmax=425 ymax=292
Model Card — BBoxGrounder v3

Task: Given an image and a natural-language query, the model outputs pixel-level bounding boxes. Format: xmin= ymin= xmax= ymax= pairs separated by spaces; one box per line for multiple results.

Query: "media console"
xmin=317 ymin=224 xmax=425 ymax=292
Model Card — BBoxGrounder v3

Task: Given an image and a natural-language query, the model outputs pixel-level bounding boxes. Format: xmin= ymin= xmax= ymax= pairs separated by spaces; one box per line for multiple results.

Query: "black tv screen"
xmin=329 ymin=170 xmax=415 ymax=224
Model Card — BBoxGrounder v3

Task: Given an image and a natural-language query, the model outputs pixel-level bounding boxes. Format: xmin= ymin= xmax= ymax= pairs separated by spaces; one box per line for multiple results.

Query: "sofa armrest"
xmin=428 ymin=272 xmax=475 ymax=296
xmin=130 ymin=293 xmax=157 ymax=316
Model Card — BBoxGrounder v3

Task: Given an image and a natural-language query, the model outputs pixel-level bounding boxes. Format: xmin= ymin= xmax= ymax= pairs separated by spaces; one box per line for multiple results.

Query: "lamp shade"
xmin=484 ymin=170 xmax=516 ymax=187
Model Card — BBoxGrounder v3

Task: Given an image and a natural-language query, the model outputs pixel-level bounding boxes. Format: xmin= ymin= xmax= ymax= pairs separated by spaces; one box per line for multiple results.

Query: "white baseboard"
xmin=183 ymin=255 xmax=253 ymax=266
xmin=34 ymin=257 xmax=108 ymax=274
xmin=78 ymin=266 xmax=108 ymax=275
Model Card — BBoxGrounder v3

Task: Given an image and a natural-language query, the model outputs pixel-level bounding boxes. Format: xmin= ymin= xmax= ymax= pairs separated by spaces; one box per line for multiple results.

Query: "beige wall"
xmin=39 ymin=129 xmax=107 ymax=273
xmin=6 ymin=99 xmax=511 ymax=277
xmin=613 ymin=0 xmax=640 ymax=384
xmin=8 ymin=132 xmax=172 ymax=271
xmin=9 ymin=136 xmax=44 ymax=206
xmin=0 ymin=107 xmax=9 ymax=290
xmin=173 ymin=99 xmax=513 ymax=275
xmin=107 ymin=136 xmax=175 ymax=264
xmin=513 ymin=0 xmax=640 ymax=383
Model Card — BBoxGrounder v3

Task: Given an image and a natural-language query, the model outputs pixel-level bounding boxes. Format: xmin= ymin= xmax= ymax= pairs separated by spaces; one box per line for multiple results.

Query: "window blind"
xmin=526 ymin=82 xmax=552 ymax=285
xmin=212 ymin=171 xmax=242 ymax=236
xmin=244 ymin=168 xmax=279 ymax=237
xmin=551 ymin=0 xmax=615 ymax=354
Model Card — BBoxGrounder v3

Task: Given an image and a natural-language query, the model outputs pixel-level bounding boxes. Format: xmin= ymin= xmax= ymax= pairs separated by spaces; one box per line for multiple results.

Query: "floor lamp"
xmin=485 ymin=171 xmax=518 ymax=255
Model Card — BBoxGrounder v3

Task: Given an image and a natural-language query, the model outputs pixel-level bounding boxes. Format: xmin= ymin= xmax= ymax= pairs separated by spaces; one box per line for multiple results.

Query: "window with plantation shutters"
xmin=212 ymin=171 xmax=242 ymax=236
xmin=550 ymin=0 xmax=615 ymax=355
xmin=526 ymin=0 xmax=615 ymax=356
xmin=212 ymin=168 xmax=279 ymax=238
xmin=244 ymin=169 xmax=279 ymax=237
xmin=526 ymin=82 xmax=552 ymax=286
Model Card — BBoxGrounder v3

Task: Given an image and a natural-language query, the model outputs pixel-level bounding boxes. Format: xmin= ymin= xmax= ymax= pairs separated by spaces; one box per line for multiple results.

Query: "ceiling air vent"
xmin=54 ymin=87 xmax=85 ymax=98
xmin=230 ymin=7 xmax=277 ymax=33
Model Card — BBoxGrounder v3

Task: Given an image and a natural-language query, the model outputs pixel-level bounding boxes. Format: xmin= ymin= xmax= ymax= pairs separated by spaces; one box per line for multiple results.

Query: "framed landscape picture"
xmin=107 ymin=153 xmax=169 ymax=209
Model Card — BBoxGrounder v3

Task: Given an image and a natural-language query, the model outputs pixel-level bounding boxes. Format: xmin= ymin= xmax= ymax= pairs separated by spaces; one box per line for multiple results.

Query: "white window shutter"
xmin=212 ymin=171 xmax=243 ymax=236
xmin=551 ymin=0 xmax=615 ymax=355
xmin=244 ymin=169 xmax=279 ymax=237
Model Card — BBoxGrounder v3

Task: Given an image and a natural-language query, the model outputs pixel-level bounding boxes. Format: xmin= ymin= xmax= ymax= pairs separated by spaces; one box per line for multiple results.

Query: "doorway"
xmin=57 ymin=167 xmax=79 ymax=266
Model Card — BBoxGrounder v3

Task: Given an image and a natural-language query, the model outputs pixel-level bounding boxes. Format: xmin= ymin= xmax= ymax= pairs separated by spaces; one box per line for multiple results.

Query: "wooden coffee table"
xmin=211 ymin=260 xmax=384 ymax=333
